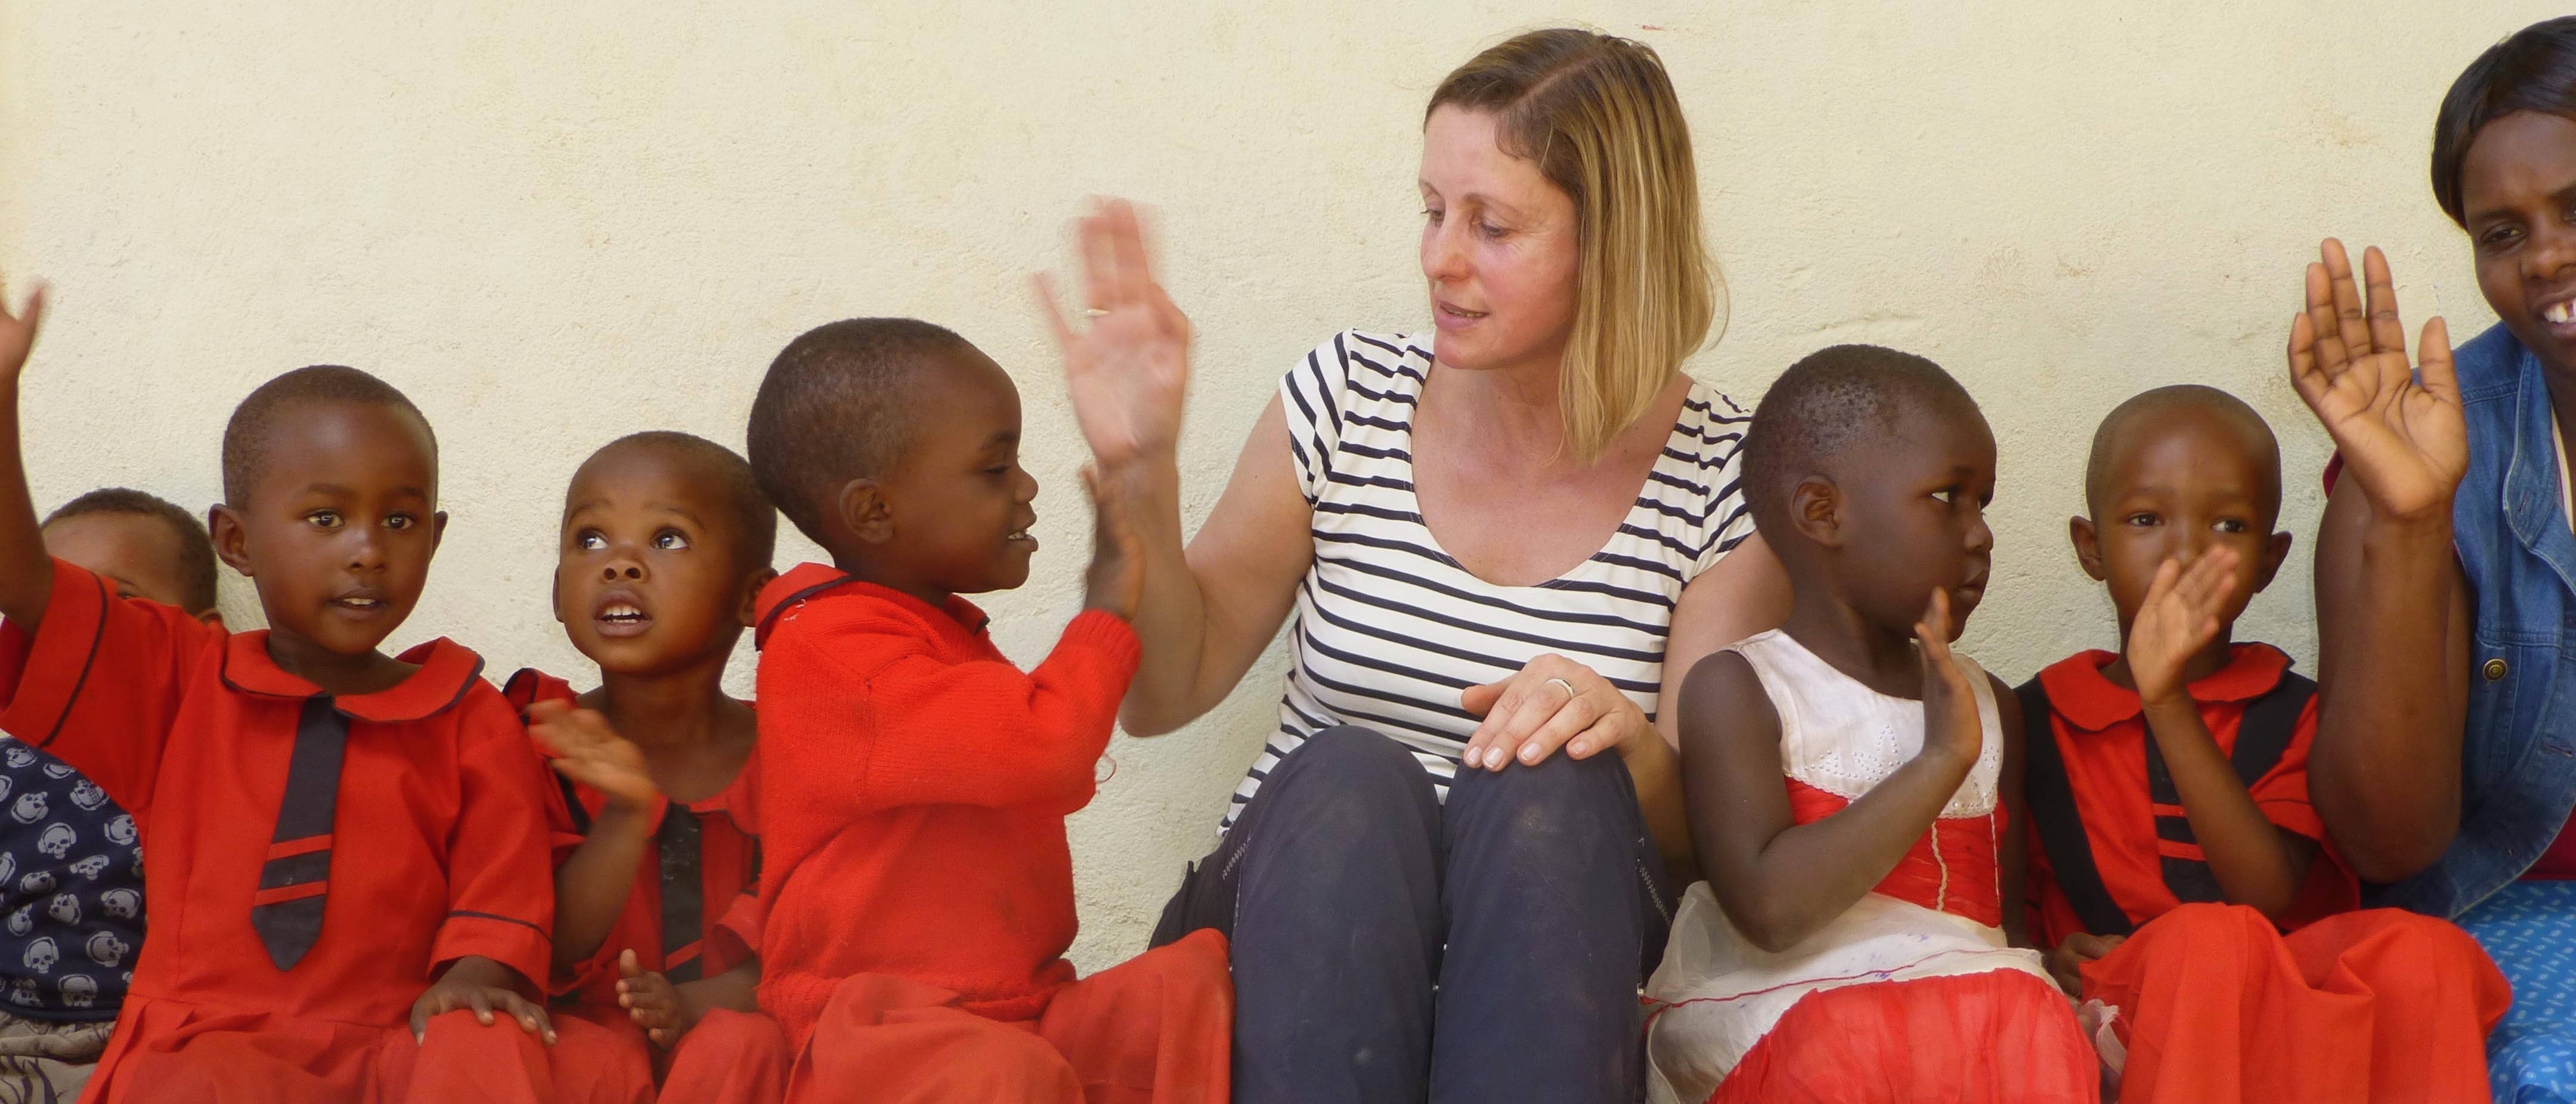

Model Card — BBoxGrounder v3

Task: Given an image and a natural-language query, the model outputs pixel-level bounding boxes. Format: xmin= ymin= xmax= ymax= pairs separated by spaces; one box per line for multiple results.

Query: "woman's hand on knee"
xmin=1460 ymin=655 xmax=1650 ymax=771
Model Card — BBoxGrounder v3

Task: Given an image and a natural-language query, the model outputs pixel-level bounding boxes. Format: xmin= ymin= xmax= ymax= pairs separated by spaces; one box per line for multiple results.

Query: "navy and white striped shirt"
xmin=1225 ymin=330 xmax=1755 ymax=829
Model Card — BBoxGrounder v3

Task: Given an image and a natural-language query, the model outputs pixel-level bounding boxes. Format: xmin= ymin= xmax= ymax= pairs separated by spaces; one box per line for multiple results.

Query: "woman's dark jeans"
xmin=1150 ymin=726 xmax=1674 ymax=1104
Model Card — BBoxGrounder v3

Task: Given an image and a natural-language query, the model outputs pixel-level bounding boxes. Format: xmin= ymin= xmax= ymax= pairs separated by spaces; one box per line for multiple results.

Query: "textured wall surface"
xmin=0 ymin=1 xmax=2558 ymax=968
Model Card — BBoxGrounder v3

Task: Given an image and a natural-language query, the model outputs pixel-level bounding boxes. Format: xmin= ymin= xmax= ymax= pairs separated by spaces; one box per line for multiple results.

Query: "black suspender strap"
xmin=656 ymin=808 xmax=707 ymax=983
xmin=2148 ymin=672 xmax=2316 ymax=905
xmin=2016 ymin=679 xmax=2137 ymax=938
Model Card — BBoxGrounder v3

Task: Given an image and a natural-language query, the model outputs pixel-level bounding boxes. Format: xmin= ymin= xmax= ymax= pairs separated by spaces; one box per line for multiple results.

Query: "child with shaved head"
xmin=2019 ymin=385 xmax=2505 ymax=1102
xmin=505 ymin=431 xmax=789 ymax=1100
xmin=0 ymin=284 xmax=609 ymax=1103
xmin=738 ymin=317 xmax=1230 ymax=1103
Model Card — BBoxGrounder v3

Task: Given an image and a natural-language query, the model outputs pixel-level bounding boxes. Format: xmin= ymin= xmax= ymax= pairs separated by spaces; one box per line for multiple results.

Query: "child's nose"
xmin=600 ymin=561 xmax=644 ymax=582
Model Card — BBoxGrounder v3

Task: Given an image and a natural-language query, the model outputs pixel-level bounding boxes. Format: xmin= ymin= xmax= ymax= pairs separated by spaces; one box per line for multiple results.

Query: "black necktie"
xmin=657 ymin=808 xmax=705 ymax=982
xmin=250 ymin=697 xmax=348 ymax=970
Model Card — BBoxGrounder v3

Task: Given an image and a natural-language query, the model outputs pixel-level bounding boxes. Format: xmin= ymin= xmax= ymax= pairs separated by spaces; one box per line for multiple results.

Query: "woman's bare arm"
xmin=2309 ymin=475 xmax=2472 ymax=882
xmin=1655 ymin=534 xmax=1791 ymax=749
xmin=1117 ymin=397 xmax=1315 ymax=735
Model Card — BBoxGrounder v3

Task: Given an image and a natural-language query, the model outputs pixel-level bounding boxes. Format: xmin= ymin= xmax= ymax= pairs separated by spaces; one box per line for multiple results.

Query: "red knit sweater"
xmin=749 ymin=564 xmax=1141 ymax=1050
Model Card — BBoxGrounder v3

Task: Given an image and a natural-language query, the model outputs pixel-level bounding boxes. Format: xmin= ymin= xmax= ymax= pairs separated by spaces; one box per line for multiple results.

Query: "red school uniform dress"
xmin=0 ymin=558 xmax=577 ymax=1104
xmin=750 ymin=565 xmax=1231 ymax=1104
xmin=504 ymin=670 xmax=791 ymax=1104
xmin=2020 ymin=643 xmax=2511 ymax=1104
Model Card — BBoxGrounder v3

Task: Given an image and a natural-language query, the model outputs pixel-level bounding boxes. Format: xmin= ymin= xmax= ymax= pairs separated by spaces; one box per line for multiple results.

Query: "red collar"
xmin=219 ymin=632 xmax=487 ymax=723
xmin=752 ymin=563 xmax=991 ymax=650
xmin=2036 ymin=642 xmax=2294 ymax=734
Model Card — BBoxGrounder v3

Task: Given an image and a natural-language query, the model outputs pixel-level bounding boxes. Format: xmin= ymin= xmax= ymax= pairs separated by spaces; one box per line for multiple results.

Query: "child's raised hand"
xmin=0 ymin=281 xmax=42 ymax=386
xmin=1914 ymin=589 xmax=1983 ymax=767
xmin=2126 ymin=548 xmax=2240 ymax=706
xmin=615 ymin=948 xmax=691 ymax=1049
xmin=1079 ymin=465 xmax=1145 ymax=621
xmin=2045 ymin=932 xmax=2126 ymax=997
xmin=2287 ymin=240 xmax=2467 ymax=522
xmin=527 ymin=700 xmax=660 ymax=812
xmin=1036 ymin=199 xmax=1192 ymax=471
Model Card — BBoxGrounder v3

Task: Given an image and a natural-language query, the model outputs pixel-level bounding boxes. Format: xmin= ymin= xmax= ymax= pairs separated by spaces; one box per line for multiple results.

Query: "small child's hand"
xmin=2045 ymin=932 xmax=2127 ymax=997
xmin=528 ymin=700 xmax=660 ymax=812
xmin=0 ymin=282 xmax=43 ymax=386
xmin=1080 ymin=465 xmax=1145 ymax=621
xmin=411 ymin=955 xmax=555 ymax=1045
xmin=1914 ymin=589 xmax=1983 ymax=766
xmin=2126 ymin=548 xmax=2240 ymax=706
xmin=615 ymin=948 xmax=693 ymax=1049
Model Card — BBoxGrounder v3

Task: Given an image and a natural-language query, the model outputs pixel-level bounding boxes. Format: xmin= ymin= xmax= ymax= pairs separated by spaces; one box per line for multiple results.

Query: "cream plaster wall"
xmin=0 ymin=1 xmax=2559 ymax=968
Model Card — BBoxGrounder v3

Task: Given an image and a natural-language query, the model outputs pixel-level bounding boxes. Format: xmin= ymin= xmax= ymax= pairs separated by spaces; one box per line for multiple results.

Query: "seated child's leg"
xmin=2081 ymin=902 xmax=2367 ymax=1104
xmin=542 ymin=1012 xmax=655 ymax=1104
xmin=1036 ymin=929 xmax=1232 ymax=1104
xmin=661 ymin=1009 xmax=794 ymax=1104
xmin=1712 ymin=970 xmax=2096 ymax=1104
xmin=401 ymin=1008 xmax=566 ymax=1104
xmin=787 ymin=974 xmax=1081 ymax=1104
xmin=2279 ymin=909 xmax=2509 ymax=1104
xmin=0 ymin=1012 xmax=111 ymax=1101
xmin=113 ymin=1018 xmax=379 ymax=1104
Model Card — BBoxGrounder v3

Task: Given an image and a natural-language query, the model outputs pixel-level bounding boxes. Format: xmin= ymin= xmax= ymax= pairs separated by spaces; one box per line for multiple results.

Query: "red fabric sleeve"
xmin=708 ymin=890 xmax=764 ymax=970
xmin=430 ymin=691 xmax=558 ymax=989
xmin=768 ymin=609 xmax=1140 ymax=817
xmin=0 ymin=558 xmax=216 ymax=816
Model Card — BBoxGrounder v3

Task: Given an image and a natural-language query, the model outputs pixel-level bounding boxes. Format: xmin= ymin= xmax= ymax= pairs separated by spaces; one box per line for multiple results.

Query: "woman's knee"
xmin=1446 ymin=748 xmax=1636 ymax=858
xmin=1253 ymin=726 xmax=1440 ymax=842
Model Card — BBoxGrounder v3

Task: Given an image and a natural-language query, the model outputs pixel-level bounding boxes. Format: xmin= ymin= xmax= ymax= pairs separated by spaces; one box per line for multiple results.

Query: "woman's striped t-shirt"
xmin=1224 ymin=330 xmax=1756 ymax=830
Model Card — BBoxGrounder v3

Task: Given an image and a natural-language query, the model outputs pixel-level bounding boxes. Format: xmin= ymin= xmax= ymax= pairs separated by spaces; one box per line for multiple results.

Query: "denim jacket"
xmin=2376 ymin=323 xmax=2576 ymax=917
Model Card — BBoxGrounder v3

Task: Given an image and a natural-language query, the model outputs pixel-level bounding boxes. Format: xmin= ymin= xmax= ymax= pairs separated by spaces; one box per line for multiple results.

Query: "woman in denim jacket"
xmin=2300 ymin=16 xmax=2576 ymax=1096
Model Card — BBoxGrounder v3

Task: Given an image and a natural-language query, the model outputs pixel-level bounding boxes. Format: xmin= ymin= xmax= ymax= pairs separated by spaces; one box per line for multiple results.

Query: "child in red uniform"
xmin=1647 ymin=346 xmax=2097 ymax=1104
xmin=2022 ymin=385 xmax=2508 ymax=1103
xmin=507 ymin=431 xmax=791 ymax=1102
xmin=0 ymin=286 xmax=584 ymax=1104
xmin=739 ymin=317 xmax=1230 ymax=1103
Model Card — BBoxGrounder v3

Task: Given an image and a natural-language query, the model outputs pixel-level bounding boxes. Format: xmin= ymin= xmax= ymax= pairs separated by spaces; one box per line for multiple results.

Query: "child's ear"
xmin=208 ymin=505 xmax=253 ymax=578
xmin=736 ymin=566 xmax=779 ymax=629
xmin=2250 ymin=530 xmax=2294 ymax=593
xmin=835 ymin=480 xmax=894 ymax=546
xmin=2069 ymin=516 xmax=2108 ymax=582
xmin=195 ymin=610 xmax=225 ymax=628
xmin=429 ymin=511 xmax=448 ymax=554
xmin=549 ymin=565 xmax=566 ymax=626
xmin=1789 ymin=476 xmax=1844 ymax=548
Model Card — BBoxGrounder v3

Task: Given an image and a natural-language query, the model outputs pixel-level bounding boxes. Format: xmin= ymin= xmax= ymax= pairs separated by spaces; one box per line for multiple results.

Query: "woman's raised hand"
xmin=1037 ymin=199 xmax=1191 ymax=469
xmin=1459 ymin=653 xmax=1655 ymax=771
xmin=0 ymin=278 xmax=42 ymax=388
xmin=2287 ymin=239 xmax=2467 ymax=522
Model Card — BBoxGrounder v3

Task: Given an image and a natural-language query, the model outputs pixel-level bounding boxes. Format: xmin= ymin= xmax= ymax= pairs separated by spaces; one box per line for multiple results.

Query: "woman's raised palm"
xmin=2287 ymin=239 xmax=2468 ymax=521
xmin=1039 ymin=199 xmax=1191 ymax=468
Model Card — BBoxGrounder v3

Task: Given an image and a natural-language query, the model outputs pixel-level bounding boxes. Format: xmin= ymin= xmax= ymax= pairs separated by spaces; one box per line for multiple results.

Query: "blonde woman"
xmin=1043 ymin=29 xmax=1784 ymax=1104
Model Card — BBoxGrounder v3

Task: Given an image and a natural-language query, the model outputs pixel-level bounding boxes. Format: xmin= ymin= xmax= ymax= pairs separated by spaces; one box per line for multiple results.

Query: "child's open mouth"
xmin=595 ymin=601 xmax=653 ymax=638
xmin=328 ymin=593 xmax=387 ymax=616
xmin=1005 ymin=528 xmax=1036 ymax=547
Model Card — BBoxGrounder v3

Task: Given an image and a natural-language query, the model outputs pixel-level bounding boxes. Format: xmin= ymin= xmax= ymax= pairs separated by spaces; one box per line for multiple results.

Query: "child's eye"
xmin=383 ymin=514 xmax=416 ymax=531
xmin=652 ymin=530 xmax=691 ymax=551
xmin=2125 ymin=512 xmax=2159 ymax=528
xmin=574 ymin=531 xmax=607 ymax=552
xmin=1931 ymin=488 xmax=1953 ymax=505
xmin=2214 ymin=518 xmax=2249 ymax=534
xmin=305 ymin=510 xmax=342 ymax=530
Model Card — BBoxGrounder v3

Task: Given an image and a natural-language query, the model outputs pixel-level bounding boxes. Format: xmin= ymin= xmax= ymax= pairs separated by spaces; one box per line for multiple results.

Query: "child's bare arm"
xmin=2129 ymin=550 xmax=2312 ymax=917
xmin=1082 ymin=465 xmax=1144 ymax=620
xmin=1683 ymin=592 xmax=1984 ymax=953
xmin=0 ymin=284 xmax=51 ymax=630
xmin=527 ymin=701 xmax=660 ymax=972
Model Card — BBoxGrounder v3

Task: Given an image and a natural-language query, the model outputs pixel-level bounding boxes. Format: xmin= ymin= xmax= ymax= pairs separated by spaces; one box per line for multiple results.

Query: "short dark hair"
xmin=2083 ymin=384 xmax=2283 ymax=525
xmin=42 ymin=487 xmax=219 ymax=614
xmin=575 ymin=431 xmax=778 ymax=573
xmin=2433 ymin=17 xmax=2576 ymax=225
xmin=1742 ymin=344 xmax=1977 ymax=539
xmin=745 ymin=318 xmax=973 ymax=544
xmin=221 ymin=366 xmax=435 ymax=506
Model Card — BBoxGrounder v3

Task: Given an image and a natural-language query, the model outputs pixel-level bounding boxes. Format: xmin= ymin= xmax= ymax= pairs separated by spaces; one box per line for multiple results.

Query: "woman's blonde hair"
xmin=1429 ymin=29 xmax=1722 ymax=464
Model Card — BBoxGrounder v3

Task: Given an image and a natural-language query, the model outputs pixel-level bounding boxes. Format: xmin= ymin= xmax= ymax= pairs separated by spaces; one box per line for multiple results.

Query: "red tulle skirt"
xmin=1706 ymin=969 xmax=2099 ymax=1104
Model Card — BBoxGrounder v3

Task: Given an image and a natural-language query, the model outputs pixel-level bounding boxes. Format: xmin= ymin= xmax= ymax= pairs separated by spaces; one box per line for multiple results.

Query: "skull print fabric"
xmin=0 ymin=740 xmax=140 ymax=1021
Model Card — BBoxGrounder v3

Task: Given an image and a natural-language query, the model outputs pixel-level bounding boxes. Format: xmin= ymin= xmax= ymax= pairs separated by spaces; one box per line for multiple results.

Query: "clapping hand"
xmin=1036 ymin=199 xmax=1192 ymax=470
xmin=2124 ymin=549 xmax=2239 ymax=706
